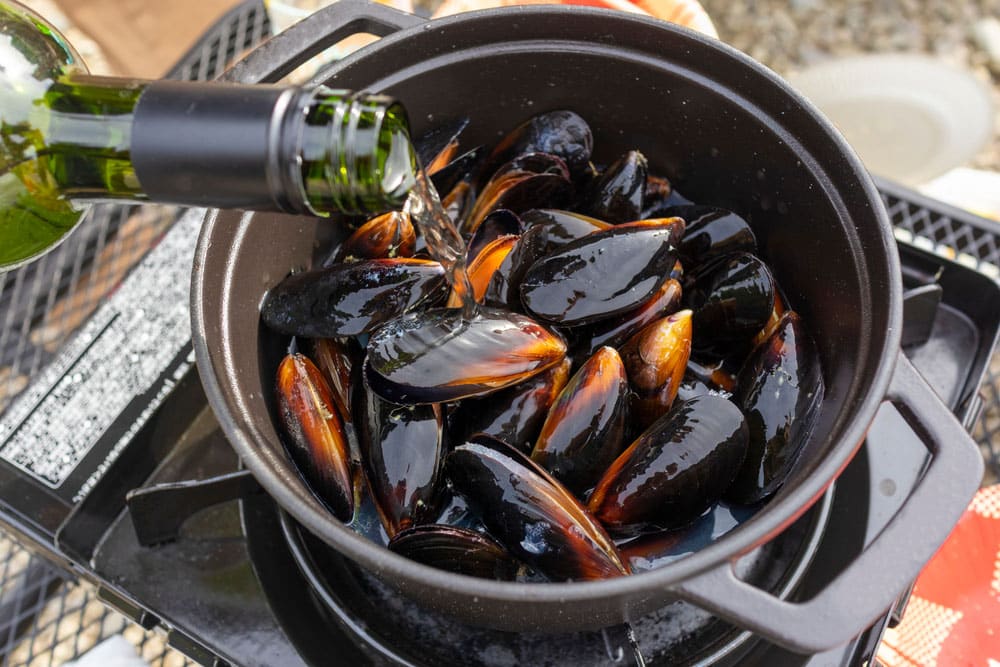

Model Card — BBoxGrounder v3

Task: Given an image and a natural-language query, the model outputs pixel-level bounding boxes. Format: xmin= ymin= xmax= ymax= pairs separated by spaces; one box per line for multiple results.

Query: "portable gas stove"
xmin=1 ymin=3 xmax=1000 ymax=666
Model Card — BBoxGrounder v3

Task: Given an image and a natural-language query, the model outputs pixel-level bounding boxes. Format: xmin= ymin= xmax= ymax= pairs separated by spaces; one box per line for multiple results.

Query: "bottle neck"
xmin=23 ymin=74 xmax=418 ymax=216
xmin=130 ymin=81 xmax=418 ymax=215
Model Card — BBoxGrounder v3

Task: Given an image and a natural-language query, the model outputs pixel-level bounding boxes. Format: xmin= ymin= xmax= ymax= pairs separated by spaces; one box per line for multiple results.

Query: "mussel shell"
xmin=332 ymin=211 xmax=417 ymax=263
xmin=415 ymin=117 xmax=469 ymax=170
xmin=446 ymin=434 xmax=628 ymax=580
xmin=388 ymin=524 xmax=519 ymax=580
xmin=520 ymin=208 xmax=611 ymax=253
xmin=430 ymin=147 xmax=482 ymax=198
xmin=619 ymin=310 xmax=693 ymax=432
xmin=484 ymin=110 xmax=593 ymax=177
xmin=365 ymin=307 xmax=567 ymax=404
xmin=449 ymin=357 xmax=572 ymax=453
xmin=686 ymin=253 xmax=775 ymax=352
xmin=581 ymin=150 xmax=648 ymax=224
xmin=588 ymin=395 xmax=749 ymax=535
xmin=448 ymin=234 xmax=518 ymax=306
xmin=575 ymin=279 xmax=682 ymax=357
xmin=276 ymin=354 xmax=355 ymax=521
xmin=261 ymin=259 xmax=448 ymax=338
xmin=483 ymin=223 xmax=548 ymax=312
xmin=357 ymin=386 xmax=444 ymax=537
xmin=728 ymin=312 xmax=824 ymax=504
xmin=530 ymin=347 xmax=629 ymax=495
xmin=467 ymin=209 xmax=523 ymax=263
xmin=441 ymin=181 xmax=473 ymax=226
xmin=307 ymin=337 xmax=362 ymax=425
xmin=667 ymin=205 xmax=757 ymax=263
xmin=520 ymin=224 xmax=681 ymax=326
xmin=466 ymin=153 xmax=573 ymax=234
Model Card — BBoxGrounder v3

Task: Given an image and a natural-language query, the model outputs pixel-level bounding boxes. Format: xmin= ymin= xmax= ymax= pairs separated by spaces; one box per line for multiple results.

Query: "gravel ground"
xmin=699 ymin=0 xmax=1000 ymax=171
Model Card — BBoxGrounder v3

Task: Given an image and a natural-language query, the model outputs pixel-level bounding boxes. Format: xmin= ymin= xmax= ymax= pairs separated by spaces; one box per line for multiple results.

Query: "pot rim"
xmin=191 ymin=5 xmax=901 ymax=602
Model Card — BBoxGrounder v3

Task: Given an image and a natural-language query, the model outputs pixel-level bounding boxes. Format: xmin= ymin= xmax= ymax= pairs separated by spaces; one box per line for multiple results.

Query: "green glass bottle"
xmin=0 ymin=1 xmax=417 ymax=271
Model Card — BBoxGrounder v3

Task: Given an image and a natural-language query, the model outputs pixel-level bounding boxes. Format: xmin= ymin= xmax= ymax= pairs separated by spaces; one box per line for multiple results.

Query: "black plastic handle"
xmin=222 ymin=0 xmax=425 ymax=85
xmin=672 ymin=352 xmax=983 ymax=653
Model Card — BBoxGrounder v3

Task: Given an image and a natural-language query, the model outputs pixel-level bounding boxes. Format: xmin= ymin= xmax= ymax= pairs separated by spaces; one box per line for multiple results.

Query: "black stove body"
xmin=0 ymin=237 xmax=994 ymax=667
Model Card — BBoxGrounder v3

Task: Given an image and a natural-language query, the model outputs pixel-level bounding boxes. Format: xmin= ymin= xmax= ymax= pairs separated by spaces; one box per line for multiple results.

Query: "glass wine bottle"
xmin=0 ymin=0 xmax=417 ymax=271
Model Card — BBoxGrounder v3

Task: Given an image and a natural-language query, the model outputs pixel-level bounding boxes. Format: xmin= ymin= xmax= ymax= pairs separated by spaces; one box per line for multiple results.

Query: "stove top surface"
xmin=0 ymin=238 xmax=994 ymax=666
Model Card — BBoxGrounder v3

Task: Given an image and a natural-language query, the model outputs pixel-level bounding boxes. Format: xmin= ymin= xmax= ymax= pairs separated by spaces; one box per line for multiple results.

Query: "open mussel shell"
xmin=581 ymin=150 xmax=648 ymax=224
xmin=728 ymin=312 xmax=824 ymax=505
xmin=357 ymin=386 xmax=444 ymax=537
xmin=261 ymin=258 xmax=448 ymax=338
xmin=415 ymin=117 xmax=469 ymax=171
xmin=520 ymin=208 xmax=611 ymax=253
xmin=430 ymin=146 xmax=482 ymax=199
xmin=483 ymin=109 xmax=593 ymax=178
xmin=388 ymin=524 xmax=520 ymax=581
xmin=466 ymin=153 xmax=573 ymax=235
xmin=467 ymin=210 xmax=523 ymax=263
xmin=520 ymin=224 xmax=680 ymax=326
xmin=670 ymin=205 xmax=757 ymax=264
xmin=449 ymin=357 xmax=572 ymax=453
xmin=619 ymin=310 xmax=693 ymax=433
xmin=307 ymin=337 xmax=362 ymax=425
xmin=276 ymin=354 xmax=355 ymax=522
xmin=686 ymin=253 xmax=776 ymax=353
xmin=467 ymin=234 xmax=518 ymax=301
xmin=530 ymin=346 xmax=629 ymax=495
xmin=574 ymin=278 xmax=682 ymax=356
xmin=483 ymin=223 xmax=548 ymax=313
xmin=332 ymin=211 xmax=416 ymax=264
xmin=365 ymin=307 xmax=567 ymax=404
xmin=446 ymin=434 xmax=629 ymax=580
xmin=588 ymin=395 xmax=749 ymax=536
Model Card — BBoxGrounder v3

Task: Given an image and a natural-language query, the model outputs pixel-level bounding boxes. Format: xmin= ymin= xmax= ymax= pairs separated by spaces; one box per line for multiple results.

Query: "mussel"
xmin=261 ymin=258 xmax=448 ymax=338
xmin=619 ymin=310 xmax=693 ymax=433
xmin=388 ymin=524 xmax=519 ymax=580
xmin=331 ymin=211 xmax=416 ymax=263
xmin=520 ymin=223 xmax=682 ymax=326
xmin=519 ymin=209 xmax=611 ymax=253
xmin=483 ymin=110 xmax=594 ymax=177
xmin=573 ymin=278 xmax=682 ymax=356
xmin=686 ymin=253 xmax=775 ymax=354
xmin=640 ymin=174 xmax=673 ymax=219
xmin=668 ymin=205 xmax=757 ymax=264
xmin=276 ymin=354 xmax=355 ymax=521
xmin=357 ymin=386 xmax=444 ymax=537
xmin=307 ymin=337 xmax=362 ymax=425
xmin=449 ymin=358 xmax=572 ymax=453
xmin=465 ymin=153 xmax=573 ymax=234
xmin=588 ymin=395 xmax=749 ymax=535
xmin=530 ymin=346 xmax=629 ymax=495
xmin=446 ymin=434 xmax=629 ymax=580
xmin=728 ymin=312 xmax=824 ymax=504
xmin=483 ymin=223 xmax=549 ymax=312
xmin=466 ymin=210 xmax=523 ymax=263
xmin=581 ymin=150 xmax=648 ymax=224
xmin=365 ymin=307 xmax=567 ymax=404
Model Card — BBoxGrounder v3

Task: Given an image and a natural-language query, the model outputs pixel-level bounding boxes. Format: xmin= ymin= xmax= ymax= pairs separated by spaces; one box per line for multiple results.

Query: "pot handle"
xmin=222 ymin=0 xmax=426 ymax=85
xmin=672 ymin=352 xmax=983 ymax=653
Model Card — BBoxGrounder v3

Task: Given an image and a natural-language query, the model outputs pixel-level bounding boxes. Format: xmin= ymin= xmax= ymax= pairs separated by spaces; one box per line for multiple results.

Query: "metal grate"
xmin=880 ymin=183 xmax=1000 ymax=484
xmin=0 ymin=3 xmax=269 ymax=665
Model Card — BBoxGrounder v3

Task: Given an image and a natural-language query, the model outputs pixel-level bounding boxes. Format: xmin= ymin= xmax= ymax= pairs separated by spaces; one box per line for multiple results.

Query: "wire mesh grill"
xmin=0 ymin=3 xmax=268 ymax=665
xmin=1 ymin=2 xmax=1000 ymax=665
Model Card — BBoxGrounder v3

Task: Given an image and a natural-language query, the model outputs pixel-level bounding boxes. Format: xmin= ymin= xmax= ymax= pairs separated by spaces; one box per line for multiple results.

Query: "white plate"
xmin=788 ymin=54 xmax=995 ymax=186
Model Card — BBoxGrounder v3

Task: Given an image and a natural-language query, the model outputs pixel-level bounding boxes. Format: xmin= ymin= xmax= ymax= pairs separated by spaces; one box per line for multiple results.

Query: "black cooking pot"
xmin=191 ymin=0 xmax=984 ymax=653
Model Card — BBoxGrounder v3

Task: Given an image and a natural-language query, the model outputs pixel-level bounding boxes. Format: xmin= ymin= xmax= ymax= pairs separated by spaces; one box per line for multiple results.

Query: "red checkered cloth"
xmin=878 ymin=485 xmax=1000 ymax=666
